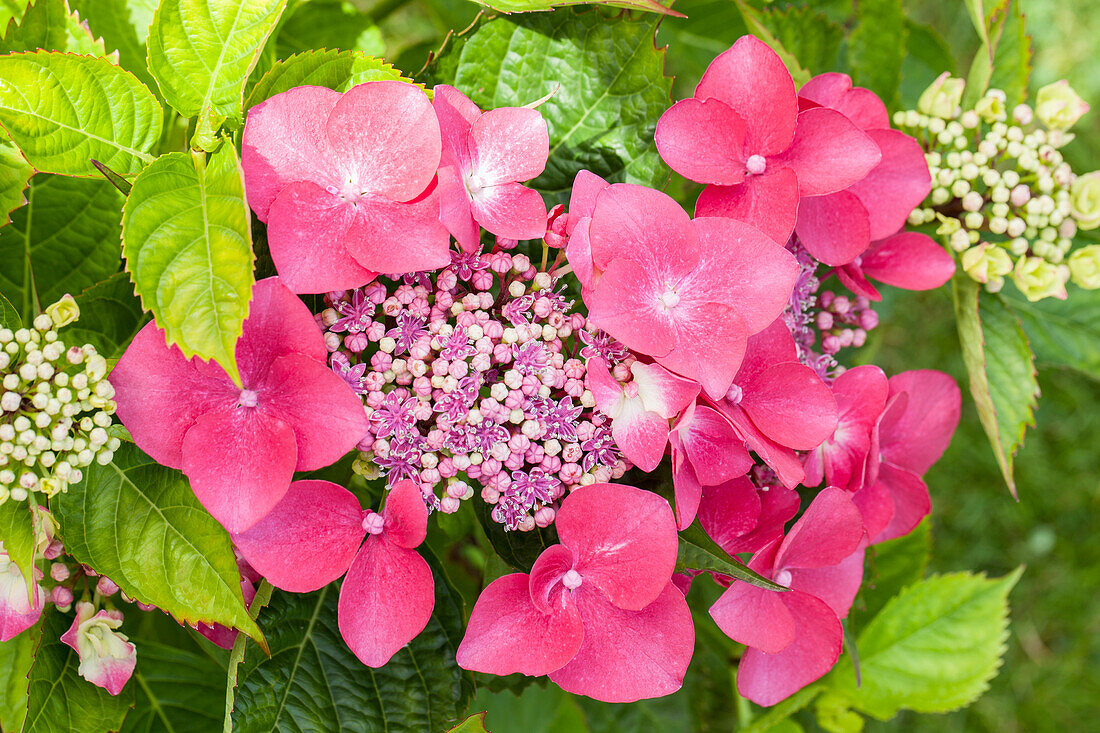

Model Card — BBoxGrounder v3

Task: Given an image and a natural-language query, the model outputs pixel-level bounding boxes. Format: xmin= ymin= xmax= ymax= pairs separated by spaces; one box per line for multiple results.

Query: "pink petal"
xmin=835 ymin=261 xmax=882 ymax=301
xmin=111 ymin=321 xmax=238 ymax=469
xmin=631 ymin=361 xmax=700 ymax=419
xmin=432 ymin=84 xmax=478 ymax=172
xmin=736 ymin=589 xmax=843 ymax=706
xmin=677 ymin=404 xmax=753 ymax=486
xmin=799 ymin=73 xmax=890 ymax=131
xmin=529 ymin=544 xmax=575 ymax=614
xmin=587 ymin=183 xmax=698 ymax=273
xmin=382 ymin=479 xmax=428 ymax=549
xmin=344 ymin=184 xmax=452 ymax=275
xmin=568 ymin=170 xmax=611 ymax=221
xmin=470 ymin=106 xmax=549 ymax=184
xmin=549 ymin=582 xmax=694 ymax=703
xmin=775 ymin=488 xmax=865 ymax=571
xmin=565 ymin=216 xmax=596 ymax=290
xmin=732 ymin=484 xmax=801 ymax=555
xmin=772 ymin=107 xmax=882 ymax=196
xmin=457 ymin=573 xmax=584 ymax=677
xmin=860 ymin=232 xmax=957 ymax=292
xmin=266 ymin=181 xmax=379 ymax=293
xmin=695 ymin=169 xmax=799 ymax=245
xmin=695 ymin=35 xmax=798 ymax=155
xmin=710 ymin=575 xmax=794 ymax=654
xmin=655 ymin=97 xmax=748 ymax=185
xmin=238 ymin=278 xmax=328 ymax=371
xmin=874 ymin=464 xmax=932 ymax=543
xmin=584 ymin=357 xmax=623 ymax=416
xmin=337 ymin=536 xmax=435 ymax=667
xmin=181 ymin=407 xmax=298 ymax=533
xmin=586 ymin=258 xmax=677 ymax=358
xmin=788 ymin=548 xmax=865 ymax=619
xmin=556 ymin=482 xmax=678 ymax=611
xmin=656 ymin=300 xmax=749 ymax=401
xmin=794 ymin=191 xmax=871 ymax=267
xmin=0 ymin=566 xmax=44 ymax=642
xmin=470 ymin=182 xmax=548 ymax=241
xmin=326 ymin=81 xmax=440 ymax=202
xmin=437 ymin=165 xmax=481 ymax=252
xmin=610 ymin=397 xmax=670 ymax=473
xmin=734 ymin=317 xmax=799 ymax=386
xmin=848 ymin=130 xmax=931 ymax=240
xmin=740 ymin=362 xmax=838 ymax=450
xmin=256 ymin=353 xmax=369 ymax=470
xmin=719 ymin=403 xmax=806 ymax=488
xmin=231 ymin=480 xmax=364 ymax=592
xmin=880 ymin=370 xmax=961 ymax=474
xmin=813 ymin=365 xmax=888 ymax=491
xmin=241 ymin=86 xmax=341 ymax=220
xmin=697 ymin=476 xmax=762 ymax=554
xmin=852 ymin=480 xmax=894 ymax=542
xmin=670 ymin=440 xmax=703 ymax=531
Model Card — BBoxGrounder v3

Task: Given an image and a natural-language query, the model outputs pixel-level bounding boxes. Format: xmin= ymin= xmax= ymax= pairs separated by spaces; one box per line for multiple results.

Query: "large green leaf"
xmin=437 ymin=7 xmax=672 ymax=198
xmin=987 ymin=0 xmax=1031 ymax=107
xmin=678 ymin=519 xmax=787 ymax=592
xmin=827 ymin=569 xmax=1023 ymax=719
xmin=468 ymin=0 xmax=676 ymax=15
xmin=0 ymin=0 xmax=112 ymax=57
xmin=1004 ymin=286 xmax=1100 ymax=381
xmin=0 ymin=174 xmax=123 ymax=322
xmin=0 ymin=51 xmax=160 ymax=177
xmin=146 ymin=0 xmax=287 ymax=142
xmin=22 ymin=607 xmax=135 ymax=733
xmin=232 ymin=555 xmax=474 ymax=732
xmin=728 ymin=0 xmax=809 ymax=86
xmin=245 ymin=48 xmax=407 ymax=110
xmin=899 ymin=20 xmax=956 ymax=108
xmin=51 ymin=442 xmax=264 ymax=644
xmin=274 ymin=0 xmax=384 ymax=59
xmin=0 ymin=290 xmax=18 ymax=328
xmin=120 ymin=639 xmax=226 ymax=733
xmin=70 ymin=0 xmax=162 ymax=95
xmin=847 ymin=0 xmax=907 ymax=109
xmin=0 ymin=496 xmax=36 ymax=592
xmin=121 ymin=143 xmax=253 ymax=382
xmin=756 ymin=4 xmax=842 ymax=79
xmin=67 ymin=271 xmax=148 ymax=360
xmin=0 ymin=138 xmax=31 ymax=224
xmin=849 ymin=519 xmax=930 ymax=630
xmin=953 ymin=276 xmax=1039 ymax=497
xmin=0 ymin=620 xmax=39 ymax=732
xmin=471 ymin=491 xmax=557 ymax=572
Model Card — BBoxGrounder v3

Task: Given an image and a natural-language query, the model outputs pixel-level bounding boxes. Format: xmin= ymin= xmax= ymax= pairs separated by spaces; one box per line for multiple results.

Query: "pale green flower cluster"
xmin=0 ymin=297 xmax=120 ymax=504
xmin=897 ymin=76 xmax=1099 ymax=301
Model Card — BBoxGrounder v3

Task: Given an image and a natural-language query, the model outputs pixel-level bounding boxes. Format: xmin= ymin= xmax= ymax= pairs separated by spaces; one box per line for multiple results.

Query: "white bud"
xmin=1 ymin=392 xmax=20 ymax=412
xmin=508 ymin=281 xmax=526 ymax=298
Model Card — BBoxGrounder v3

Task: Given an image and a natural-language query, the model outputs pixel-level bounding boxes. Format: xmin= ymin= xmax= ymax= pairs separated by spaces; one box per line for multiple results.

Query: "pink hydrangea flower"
xmin=111 ymin=277 xmax=369 ymax=533
xmin=697 ymin=475 xmax=800 ymax=556
xmin=233 ymin=479 xmax=434 ymax=667
xmin=433 ymin=85 xmax=549 ymax=251
xmin=242 ymin=81 xmax=450 ymax=293
xmin=578 ymin=183 xmax=798 ymax=398
xmin=0 ymin=545 xmax=44 ymax=641
xmin=835 ymin=232 xmax=957 ymax=301
xmin=61 ymin=602 xmax=137 ymax=696
xmin=709 ymin=488 xmax=865 ymax=706
xmin=668 ymin=402 xmax=753 ymax=529
xmin=655 ymin=36 xmax=881 ymax=245
xmin=803 ymin=365 xmax=889 ymax=492
xmin=561 ymin=169 xmax=612 ymax=294
xmin=457 ymin=482 xmax=694 ymax=703
xmin=585 ymin=357 xmax=700 ymax=472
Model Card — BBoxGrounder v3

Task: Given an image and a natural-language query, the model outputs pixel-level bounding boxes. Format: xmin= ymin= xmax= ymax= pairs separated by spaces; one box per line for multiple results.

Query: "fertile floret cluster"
xmin=0 ymin=298 xmax=120 ymax=503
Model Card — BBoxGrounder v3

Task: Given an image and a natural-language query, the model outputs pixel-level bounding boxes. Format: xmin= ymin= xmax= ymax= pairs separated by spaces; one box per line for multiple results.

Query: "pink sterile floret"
xmin=709 ymin=487 xmax=866 ymax=706
xmin=242 ymin=81 xmax=450 ymax=293
xmin=233 ymin=479 xmax=434 ymax=668
xmin=668 ymin=401 xmax=753 ymax=530
xmin=578 ymin=183 xmax=798 ymax=399
xmin=110 ymin=277 xmax=369 ymax=534
xmin=433 ymin=85 xmax=550 ymax=251
xmin=835 ymin=231 xmax=957 ymax=302
xmin=61 ymin=602 xmax=137 ymax=696
xmin=655 ymin=36 xmax=881 ymax=246
xmin=456 ymin=482 xmax=694 ymax=703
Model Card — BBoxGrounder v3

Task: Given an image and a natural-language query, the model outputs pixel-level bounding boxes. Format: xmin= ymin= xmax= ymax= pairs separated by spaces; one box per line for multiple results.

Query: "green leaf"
xmin=0 ymin=0 xmax=111 ymax=57
xmin=245 ymin=48 xmax=407 ymax=110
xmin=468 ymin=0 xmax=677 ymax=16
xmin=447 ymin=713 xmax=489 ymax=733
xmin=146 ymin=0 xmax=288 ymax=140
xmin=66 ymin=271 xmax=148 ymax=360
xmin=121 ymin=640 xmax=226 ymax=733
xmin=827 ymin=569 xmax=1023 ymax=719
xmin=122 ymin=144 xmax=254 ymax=383
xmin=847 ymin=0 xmax=907 ymax=109
xmin=69 ymin=0 xmax=162 ymax=95
xmin=472 ymin=491 xmax=557 ymax=572
xmin=0 ymin=174 xmax=123 ymax=324
xmin=0 ymin=138 xmax=31 ymax=224
xmin=0 ymin=496 xmax=36 ymax=591
xmin=744 ymin=684 xmax=823 ymax=733
xmin=0 ymin=620 xmax=39 ymax=733
xmin=232 ymin=556 xmax=474 ymax=732
xmin=50 ymin=442 xmax=265 ymax=644
xmin=729 ymin=0 xmax=809 ymax=86
xmin=275 ymin=0 xmax=384 ymax=59
xmin=677 ymin=519 xmax=788 ymax=592
xmin=757 ymin=5 xmax=843 ymax=79
xmin=1004 ymin=285 xmax=1100 ymax=381
xmin=849 ymin=519 xmax=930 ymax=630
xmin=953 ymin=276 xmax=1039 ymax=497
xmin=987 ymin=0 xmax=1031 ymax=108
xmin=439 ymin=7 xmax=673 ymax=198
xmin=0 ymin=290 xmax=18 ymax=328
xmin=900 ymin=20 xmax=956 ymax=109
xmin=22 ymin=607 xmax=135 ymax=733
xmin=472 ymin=683 xmax=591 ymax=733
xmin=0 ymin=0 xmax=32 ymax=32
xmin=0 ymin=51 xmax=161 ymax=177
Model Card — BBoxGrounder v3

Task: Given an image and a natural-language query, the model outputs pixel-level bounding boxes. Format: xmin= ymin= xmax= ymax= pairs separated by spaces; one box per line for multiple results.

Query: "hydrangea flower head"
xmin=61 ymin=601 xmax=137 ymax=695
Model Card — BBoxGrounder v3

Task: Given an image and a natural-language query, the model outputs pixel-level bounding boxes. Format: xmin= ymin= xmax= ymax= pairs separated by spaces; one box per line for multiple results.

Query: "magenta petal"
xmin=655 ymin=97 xmax=748 ymax=185
xmin=437 ymin=165 xmax=481 ymax=252
xmin=679 ymin=404 xmax=753 ymax=486
xmin=670 ymin=442 xmax=703 ymax=531
xmin=694 ymin=169 xmax=799 ymax=245
xmin=697 ymin=476 xmax=762 ymax=554
xmin=657 ymin=300 xmax=748 ymax=401
xmin=530 ymin=544 xmax=575 ymax=614
xmin=861 ymin=232 xmax=957 ymax=292
xmin=0 ymin=569 xmax=44 ymax=642
xmin=470 ymin=106 xmax=549 ymax=184
xmin=710 ymin=576 xmax=795 ymax=654
xmin=773 ymin=107 xmax=882 ymax=196
xmin=588 ymin=183 xmax=698 ymax=272
xmin=181 ymin=408 xmax=298 ymax=533
xmin=788 ymin=548 xmax=865 ymax=619
xmin=735 ymin=317 xmax=799 ymax=386
xmin=740 ymin=362 xmax=838 ymax=450
xmin=736 ymin=590 xmax=843 ymax=706
xmin=550 ymin=582 xmax=694 ymax=703
xmin=238 ymin=278 xmax=328 ymax=372
xmin=631 ymin=361 xmax=700 ymax=419
xmin=775 ymin=488 xmax=864 ymax=571
xmin=232 ymin=480 xmax=365 ymax=592
xmin=734 ymin=485 xmax=801 ymax=555
xmin=817 ymin=365 xmax=888 ymax=490
xmin=556 ymin=482 xmax=678 ymax=611
xmin=457 ymin=574 xmax=583 ymax=676
xmin=343 ymin=186 xmax=452 ymax=275
xmin=720 ymin=404 xmax=806 ymax=488
xmin=587 ymin=258 xmax=676 ymax=358
xmin=875 ymin=464 xmax=932 ymax=543
xmin=880 ymin=370 xmax=961 ymax=474
xmin=795 ymin=191 xmax=871 ymax=267
xmin=565 ymin=216 xmax=596 ymax=290
xmin=610 ymin=398 xmax=670 ymax=473
xmin=470 ymin=182 xmax=548 ymax=241
xmin=382 ymin=479 xmax=429 ymax=549
xmin=584 ymin=357 xmax=623 ymax=416
xmin=852 ymin=480 xmax=894 ymax=543
xmin=432 ymin=84 xmax=478 ymax=172
xmin=836 ymin=261 xmax=883 ymax=301
xmin=338 ymin=536 xmax=435 ymax=667
xmin=266 ymin=181 xmax=379 ymax=294
xmin=849 ymin=130 xmax=931 ymax=240
xmin=799 ymin=73 xmax=890 ymax=131
xmin=241 ymin=86 xmax=341 ymax=220
xmin=695 ymin=35 xmax=798 ymax=155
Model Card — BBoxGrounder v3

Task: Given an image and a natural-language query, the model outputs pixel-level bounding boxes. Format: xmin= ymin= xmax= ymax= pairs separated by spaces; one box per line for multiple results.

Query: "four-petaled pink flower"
xmin=111 ymin=278 xmax=369 ymax=533
xmin=655 ymin=36 xmax=882 ymax=246
xmin=709 ymin=488 xmax=865 ymax=706
xmin=242 ymin=81 xmax=450 ymax=293
xmin=457 ymin=482 xmax=694 ymax=703
xmin=233 ymin=479 xmax=435 ymax=667
xmin=579 ymin=183 xmax=798 ymax=398
xmin=434 ymin=85 xmax=550 ymax=251
xmin=61 ymin=601 xmax=137 ymax=696
xmin=803 ymin=365 xmax=889 ymax=493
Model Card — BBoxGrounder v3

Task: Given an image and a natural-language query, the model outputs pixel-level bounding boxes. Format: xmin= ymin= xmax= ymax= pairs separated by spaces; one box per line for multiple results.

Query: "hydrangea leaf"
xmin=121 ymin=638 xmax=226 ymax=733
xmin=0 ymin=0 xmax=111 ymax=57
xmin=447 ymin=713 xmax=489 ymax=733
xmin=743 ymin=684 xmax=823 ymax=733
xmin=0 ymin=291 xmax=18 ymax=328
xmin=121 ymin=143 xmax=254 ymax=384
xmin=0 ymin=496 xmax=37 ymax=593
xmin=849 ymin=519 xmax=930 ymax=631
xmin=0 ymin=139 xmax=31 ymax=225
xmin=1004 ymin=286 xmax=1100 ymax=381
xmin=245 ymin=48 xmax=408 ymax=110
xmin=146 ymin=0 xmax=287 ymax=144
xmin=67 ymin=271 xmax=148 ymax=360
xmin=50 ymin=442 xmax=265 ymax=645
xmin=0 ymin=174 xmax=124 ymax=323
xmin=69 ymin=0 xmax=162 ymax=96
xmin=0 ymin=51 xmax=160 ymax=177
xmin=468 ymin=0 xmax=677 ymax=16
xmin=0 ymin=619 xmax=39 ymax=733
xmin=677 ymin=519 xmax=788 ymax=592
xmin=953 ymin=276 xmax=1038 ymax=497
xmin=22 ymin=608 xmax=135 ymax=733
xmin=231 ymin=551 xmax=474 ymax=733
xmin=0 ymin=0 xmax=32 ymax=30
xmin=987 ymin=0 xmax=1032 ymax=108
xmin=435 ymin=7 xmax=673 ymax=199
xmin=757 ymin=4 xmax=843 ymax=78
xmin=728 ymin=0 xmax=809 ymax=86
xmin=827 ymin=569 xmax=1023 ymax=719
xmin=472 ymin=493 xmax=558 ymax=572
xmin=847 ymin=0 xmax=907 ymax=110
xmin=274 ymin=0 xmax=384 ymax=59
xmin=900 ymin=20 xmax=956 ymax=108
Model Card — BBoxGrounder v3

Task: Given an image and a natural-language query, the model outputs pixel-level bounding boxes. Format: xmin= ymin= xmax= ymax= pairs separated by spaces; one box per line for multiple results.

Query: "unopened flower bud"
xmin=962 ymin=243 xmax=1014 ymax=284
xmin=1070 ymin=171 xmax=1100 ymax=230
xmin=918 ymin=72 xmax=965 ymax=118
xmin=1035 ymin=80 xmax=1089 ymax=131
xmin=45 ymin=295 xmax=80 ymax=328
xmin=1068 ymin=245 xmax=1100 ymax=289
xmin=1013 ymin=256 xmax=1068 ymax=301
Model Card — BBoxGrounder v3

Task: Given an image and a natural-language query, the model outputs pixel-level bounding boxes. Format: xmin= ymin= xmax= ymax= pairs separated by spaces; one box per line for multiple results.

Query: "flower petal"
xmin=677 ymin=404 xmax=753 ymax=486
xmin=656 ymin=300 xmax=748 ymax=401
xmin=799 ymin=73 xmax=890 ymax=131
xmin=437 ymin=165 xmax=481 ymax=252
xmin=0 ymin=566 xmax=44 ymax=642
xmin=710 ymin=573 xmax=795 ymax=654
xmin=694 ymin=169 xmax=799 ymax=245
xmin=239 ymin=277 xmax=329 ymax=373
xmin=740 ymin=362 xmax=838 ymax=450
xmin=874 ymin=463 xmax=932 ymax=543
xmin=719 ymin=403 xmax=806 ymax=488
xmin=772 ymin=107 xmax=882 ymax=196
xmin=470 ymin=106 xmax=549 ymax=184
xmin=848 ymin=130 xmax=931 ymax=240
xmin=530 ymin=544 xmax=575 ymax=614
xmin=470 ymin=182 xmax=548 ymax=241
xmin=584 ymin=357 xmax=624 ymax=416
xmin=343 ymin=185 xmax=452 ymax=275
xmin=382 ymin=479 xmax=429 ymax=549
xmin=860 ymin=232 xmax=957 ymax=292
xmin=588 ymin=183 xmax=698 ymax=273
xmin=609 ymin=396 xmax=670 ymax=473
xmin=835 ymin=261 xmax=882 ymax=301
xmin=697 ymin=476 xmax=762 ymax=554
xmin=734 ymin=317 xmax=799 ymax=386
xmin=586 ymin=257 xmax=677 ymax=359
xmin=880 ymin=370 xmax=961 ymax=474
xmin=655 ymin=97 xmax=748 ymax=185
xmin=788 ymin=548 xmax=865 ymax=619
xmin=631 ymin=361 xmax=700 ymax=419
xmin=670 ymin=440 xmax=703 ymax=531
xmin=794 ymin=191 xmax=871 ymax=267
xmin=568 ymin=170 xmax=611 ymax=222
xmin=775 ymin=487 xmax=864 ymax=571
xmin=432 ymin=84 xmax=478 ymax=172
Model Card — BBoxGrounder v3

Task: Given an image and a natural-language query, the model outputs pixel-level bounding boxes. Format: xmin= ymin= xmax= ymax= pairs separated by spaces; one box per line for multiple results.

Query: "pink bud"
xmin=345 ymin=332 xmax=369 ymax=352
xmin=534 ymin=506 xmax=557 ymax=527
xmin=52 ymin=586 xmax=74 ymax=606
xmin=362 ymin=511 xmax=385 ymax=535
xmin=50 ymin=563 xmax=70 ymax=582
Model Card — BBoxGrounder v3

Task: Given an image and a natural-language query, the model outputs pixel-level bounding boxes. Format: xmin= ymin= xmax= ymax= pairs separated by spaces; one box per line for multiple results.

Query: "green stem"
xmin=222 ymin=580 xmax=274 ymax=733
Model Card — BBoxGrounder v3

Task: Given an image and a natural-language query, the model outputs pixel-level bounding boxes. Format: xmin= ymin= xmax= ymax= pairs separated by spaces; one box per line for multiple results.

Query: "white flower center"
xmin=238 ymin=389 xmax=258 ymax=408
xmin=746 ymin=154 xmax=767 ymax=175
xmin=562 ymin=569 xmax=583 ymax=589
xmin=658 ymin=289 xmax=681 ymax=310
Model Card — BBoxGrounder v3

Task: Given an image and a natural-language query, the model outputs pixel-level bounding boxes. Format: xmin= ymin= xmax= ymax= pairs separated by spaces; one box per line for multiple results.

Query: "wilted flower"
xmin=60 ymin=601 xmax=136 ymax=695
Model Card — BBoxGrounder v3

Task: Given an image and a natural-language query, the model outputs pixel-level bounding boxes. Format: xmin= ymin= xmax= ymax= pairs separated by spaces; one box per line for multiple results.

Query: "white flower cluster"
xmin=0 ymin=298 xmax=120 ymax=503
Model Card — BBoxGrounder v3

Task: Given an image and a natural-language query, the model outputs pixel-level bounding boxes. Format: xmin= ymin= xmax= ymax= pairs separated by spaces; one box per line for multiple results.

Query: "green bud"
xmin=962 ymin=243 xmax=1014 ymax=283
xmin=1068 ymin=245 xmax=1100 ymax=289
xmin=1035 ymin=80 xmax=1090 ymax=131
xmin=918 ymin=72 xmax=965 ymax=119
xmin=1012 ymin=255 xmax=1068 ymax=301
xmin=975 ymin=89 xmax=1007 ymax=123
xmin=44 ymin=294 xmax=80 ymax=329
xmin=1069 ymin=171 xmax=1100 ymax=230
